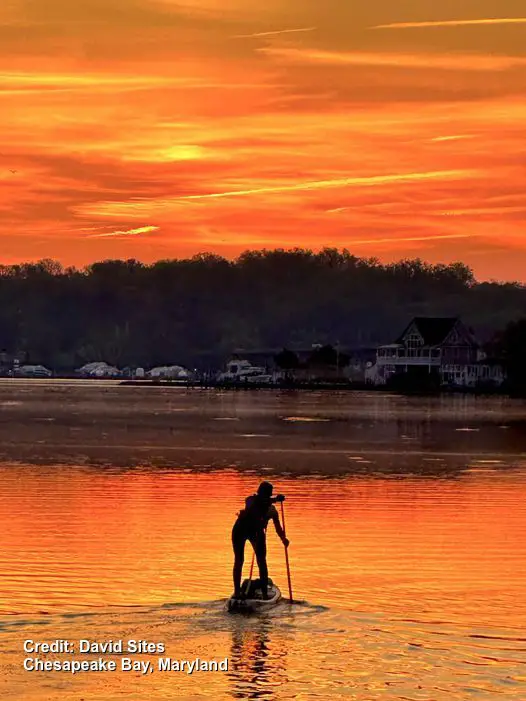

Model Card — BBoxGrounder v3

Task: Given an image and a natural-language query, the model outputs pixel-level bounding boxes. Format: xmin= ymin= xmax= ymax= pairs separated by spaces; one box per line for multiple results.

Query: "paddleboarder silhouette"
xmin=232 ymin=481 xmax=289 ymax=599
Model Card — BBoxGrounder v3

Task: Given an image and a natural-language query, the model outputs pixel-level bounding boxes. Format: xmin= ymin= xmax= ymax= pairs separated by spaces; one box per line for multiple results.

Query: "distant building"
xmin=366 ymin=317 xmax=505 ymax=388
xmin=229 ymin=345 xmax=376 ymax=382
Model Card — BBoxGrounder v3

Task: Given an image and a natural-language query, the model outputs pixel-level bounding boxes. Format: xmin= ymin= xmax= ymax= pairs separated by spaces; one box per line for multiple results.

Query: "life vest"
xmin=237 ymin=494 xmax=271 ymax=532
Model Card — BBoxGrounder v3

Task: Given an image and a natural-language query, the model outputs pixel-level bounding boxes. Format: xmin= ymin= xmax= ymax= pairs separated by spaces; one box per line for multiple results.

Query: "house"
xmin=366 ymin=317 xmax=505 ymax=388
xmin=441 ymin=358 xmax=506 ymax=389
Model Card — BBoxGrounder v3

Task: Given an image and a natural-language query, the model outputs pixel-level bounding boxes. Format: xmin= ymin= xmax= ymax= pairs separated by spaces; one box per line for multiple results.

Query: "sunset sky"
xmin=2 ymin=1 xmax=526 ymax=280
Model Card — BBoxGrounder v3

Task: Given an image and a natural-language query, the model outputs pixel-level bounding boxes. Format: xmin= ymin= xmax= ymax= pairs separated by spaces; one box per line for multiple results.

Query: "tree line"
xmin=0 ymin=250 xmax=525 ymax=381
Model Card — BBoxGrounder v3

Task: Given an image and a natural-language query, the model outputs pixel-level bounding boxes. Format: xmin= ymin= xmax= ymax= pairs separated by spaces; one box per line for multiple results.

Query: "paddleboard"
xmin=227 ymin=578 xmax=281 ymax=613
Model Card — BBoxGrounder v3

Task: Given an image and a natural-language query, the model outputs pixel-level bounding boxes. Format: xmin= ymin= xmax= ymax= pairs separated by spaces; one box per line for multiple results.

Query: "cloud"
xmin=233 ymin=26 xmax=316 ymax=39
xmin=0 ymin=71 xmax=263 ymax=95
xmin=373 ymin=18 xmax=526 ymax=30
xmin=87 ymin=225 xmax=159 ymax=238
xmin=0 ymin=71 xmax=178 ymax=95
xmin=430 ymin=135 xmax=476 ymax=142
xmin=2 ymin=1 xmax=526 ymax=280
xmin=350 ymin=233 xmax=477 ymax=245
xmin=436 ymin=206 xmax=526 ymax=217
xmin=171 ymin=170 xmax=477 ymax=201
xmin=261 ymin=47 xmax=526 ymax=72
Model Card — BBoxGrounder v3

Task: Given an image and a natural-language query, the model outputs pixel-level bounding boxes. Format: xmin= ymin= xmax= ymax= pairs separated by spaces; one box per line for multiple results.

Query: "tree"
xmin=494 ymin=319 xmax=526 ymax=396
xmin=308 ymin=345 xmax=349 ymax=368
xmin=274 ymin=348 xmax=300 ymax=382
xmin=274 ymin=349 xmax=300 ymax=370
xmin=0 ymin=251 xmax=523 ymax=373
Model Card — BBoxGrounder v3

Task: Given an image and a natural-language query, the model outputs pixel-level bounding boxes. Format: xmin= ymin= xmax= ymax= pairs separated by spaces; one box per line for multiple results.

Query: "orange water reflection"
xmin=1 ymin=465 xmax=525 ymax=700
xmin=1 ymin=466 xmax=525 ymax=626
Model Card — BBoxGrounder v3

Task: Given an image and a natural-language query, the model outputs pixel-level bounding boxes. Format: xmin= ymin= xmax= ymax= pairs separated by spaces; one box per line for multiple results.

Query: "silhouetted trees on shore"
xmin=0 ymin=249 xmax=525 ymax=372
xmin=492 ymin=319 xmax=526 ymax=396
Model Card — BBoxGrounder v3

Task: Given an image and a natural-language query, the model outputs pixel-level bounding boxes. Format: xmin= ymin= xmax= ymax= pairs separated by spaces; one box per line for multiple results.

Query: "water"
xmin=0 ymin=382 xmax=525 ymax=699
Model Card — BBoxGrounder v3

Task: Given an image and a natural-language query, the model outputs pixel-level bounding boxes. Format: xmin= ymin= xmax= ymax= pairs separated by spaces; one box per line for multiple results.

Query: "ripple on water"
xmin=0 ymin=388 xmax=525 ymax=699
xmin=282 ymin=416 xmax=331 ymax=422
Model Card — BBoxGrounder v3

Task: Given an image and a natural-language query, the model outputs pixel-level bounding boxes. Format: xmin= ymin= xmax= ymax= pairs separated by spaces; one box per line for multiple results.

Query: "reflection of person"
xmin=232 ymin=481 xmax=289 ymax=599
xmin=229 ymin=621 xmax=288 ymax=701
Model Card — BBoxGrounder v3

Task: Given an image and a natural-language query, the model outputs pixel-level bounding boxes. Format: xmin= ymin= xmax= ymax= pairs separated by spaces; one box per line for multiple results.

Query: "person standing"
xmin=232 ymin=481 xmax=289 ymax=599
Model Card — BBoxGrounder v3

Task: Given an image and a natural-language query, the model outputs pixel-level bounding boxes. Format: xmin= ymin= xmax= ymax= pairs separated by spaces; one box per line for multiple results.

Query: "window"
xmin=406 ymin=333 xmax=422 ymax=357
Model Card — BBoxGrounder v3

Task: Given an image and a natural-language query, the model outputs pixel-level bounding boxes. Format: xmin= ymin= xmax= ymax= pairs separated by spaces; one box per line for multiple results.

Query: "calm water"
xmin=0 ymin=381 xmax=525 ymax=700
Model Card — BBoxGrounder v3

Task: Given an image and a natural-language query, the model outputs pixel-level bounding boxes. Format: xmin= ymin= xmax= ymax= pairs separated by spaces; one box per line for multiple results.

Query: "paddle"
xmin=280 ymin=501 xmax=293 ymax=603
xmin=243 ymin=552 xmax=255 ymax=596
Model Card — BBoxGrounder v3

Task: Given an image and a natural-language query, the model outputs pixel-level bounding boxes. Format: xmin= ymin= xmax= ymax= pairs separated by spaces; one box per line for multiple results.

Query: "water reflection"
xmin=0 ymin=383 xmax=525 ymax=472
xmin=0 ymin=385 xmax=525 ymax=699
xmin=228 ymin=619 xmax=288 ymax=700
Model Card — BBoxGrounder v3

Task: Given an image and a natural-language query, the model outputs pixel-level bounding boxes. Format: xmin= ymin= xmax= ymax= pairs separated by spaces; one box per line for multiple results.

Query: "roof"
xmin=397 ymin=317 xmax=459 ymax=346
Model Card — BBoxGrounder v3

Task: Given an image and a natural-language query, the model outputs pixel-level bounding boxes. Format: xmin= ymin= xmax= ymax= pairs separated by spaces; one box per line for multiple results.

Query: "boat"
xmin=217 ymin=359 xmax=274 ymax=384
xmin=226 ymin=578 xmax=282 ymax=613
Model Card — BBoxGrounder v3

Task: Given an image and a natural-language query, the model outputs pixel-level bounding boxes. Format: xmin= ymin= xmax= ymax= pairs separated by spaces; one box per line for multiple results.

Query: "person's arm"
xmin=271 ymin=509 xmax=289 ymax=547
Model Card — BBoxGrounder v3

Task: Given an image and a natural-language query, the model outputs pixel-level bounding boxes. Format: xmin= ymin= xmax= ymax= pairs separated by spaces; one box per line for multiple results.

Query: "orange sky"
xmin=1 ymin=1 xmax=526 ymax=280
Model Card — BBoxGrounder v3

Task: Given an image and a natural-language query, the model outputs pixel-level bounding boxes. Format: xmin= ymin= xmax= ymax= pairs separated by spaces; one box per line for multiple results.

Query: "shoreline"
xmin=0 ymin=375 xmax=517 ymax=397
xmin=119 ymin=378 xmax=510 ymax=396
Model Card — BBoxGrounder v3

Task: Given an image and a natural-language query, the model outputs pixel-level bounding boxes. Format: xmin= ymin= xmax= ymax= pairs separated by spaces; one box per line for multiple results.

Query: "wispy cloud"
xmin=1 ymin=72 xmax=173 ymax=89
xmin=87 ymin=225 xmax=159 ymax=238
xmin=351 ymin=233 xmax=478 ymax=245
xmin=261 ymin=47 xmax=526 ymax=71
xmin=0 ymin=72 xmax=265 ymax=95
xmin=438 ymin=206 xmax=526 ymax=216
xmin=2 ymin=0 xmax=526 ymax=280
xmin=430 ymin=135 xmax=476 ymax=142
xmin=373 ymin=18 xmax=526 ymax=30
xmin=174 ymin=170 xmax=476 ymax=201
xmin=233 ymin=26 xmax=316 ymax=39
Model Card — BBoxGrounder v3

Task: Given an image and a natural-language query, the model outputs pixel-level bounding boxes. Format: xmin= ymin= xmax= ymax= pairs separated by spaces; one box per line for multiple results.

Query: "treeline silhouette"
xmin=0 ymin=249 xmax=525 ymax=371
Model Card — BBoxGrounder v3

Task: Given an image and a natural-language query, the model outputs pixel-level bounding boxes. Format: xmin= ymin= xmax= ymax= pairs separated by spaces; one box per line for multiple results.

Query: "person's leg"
xmin=232 ymin=524 xmax=246 ymax=597
xmin=252 ymin=532 xmax=268 ymax=598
